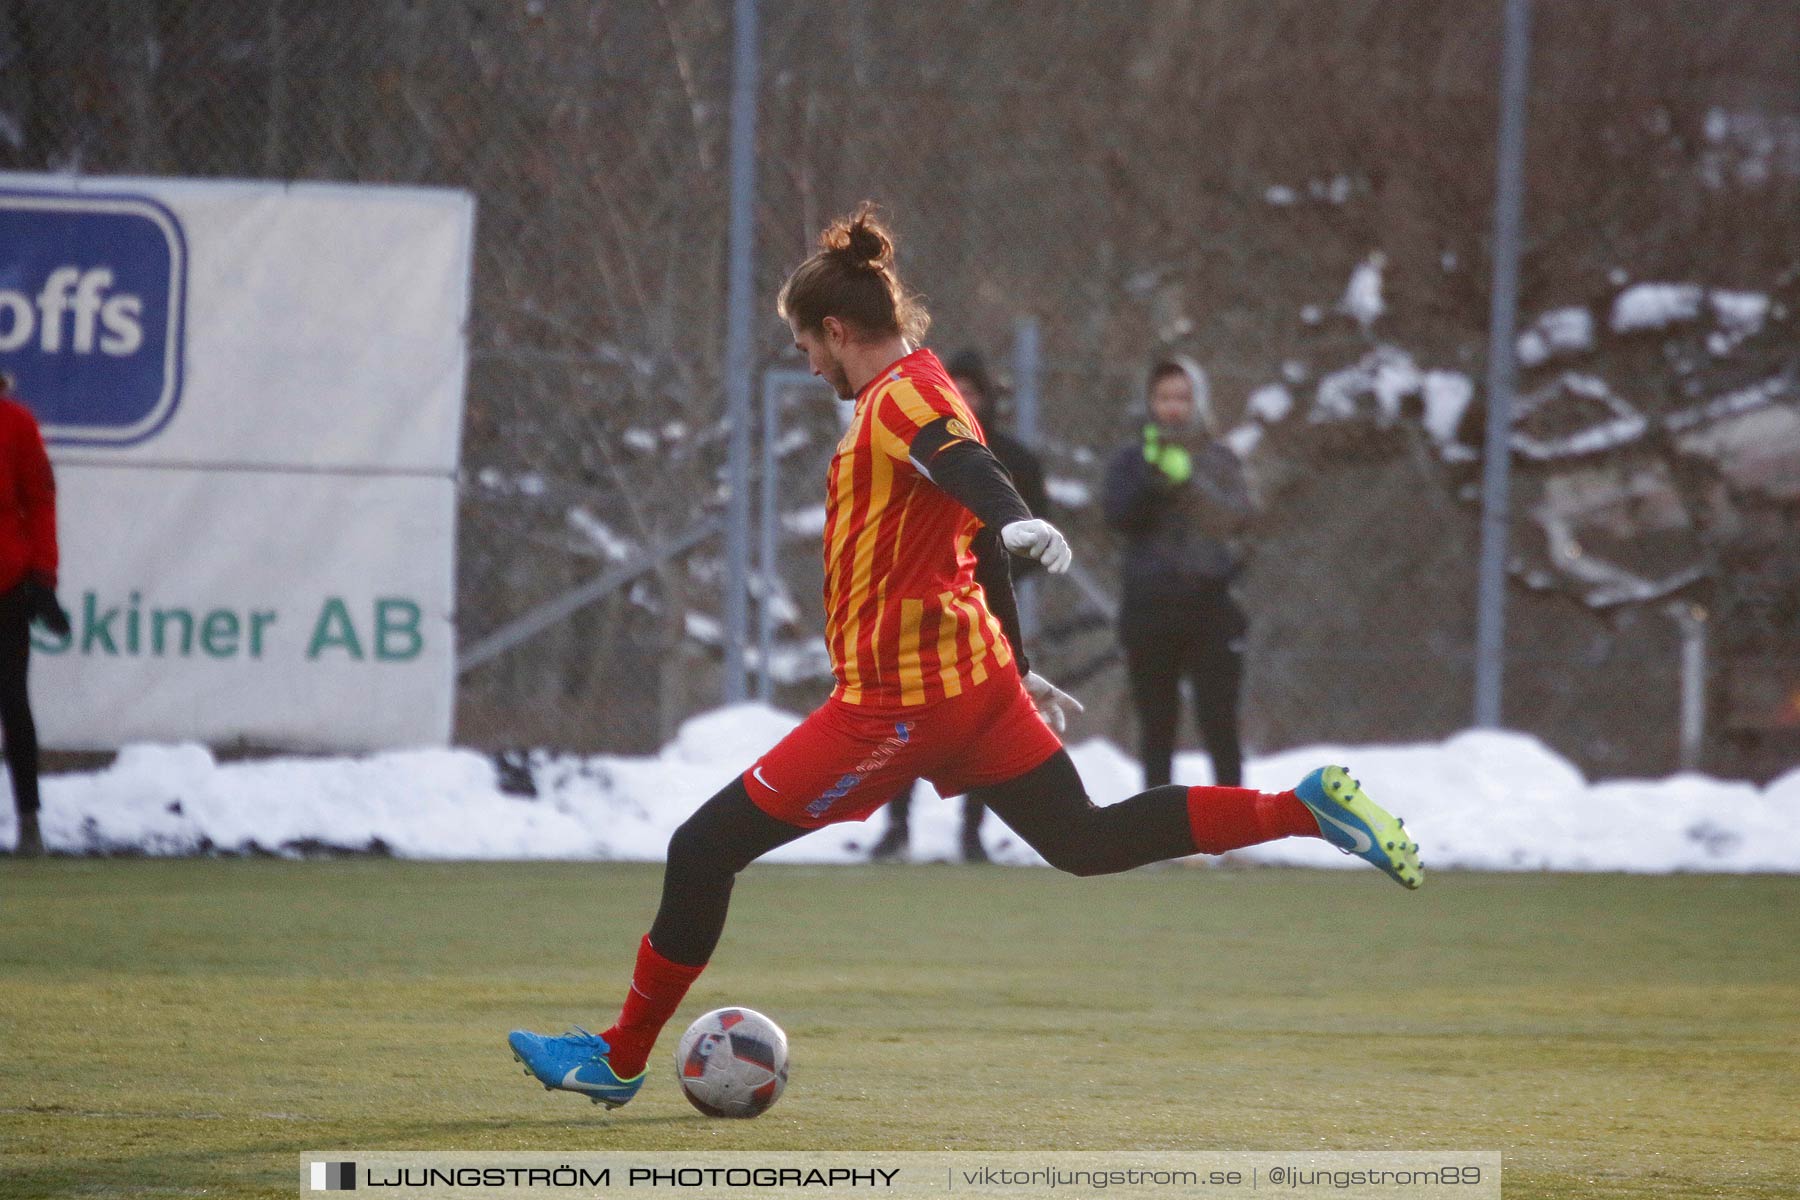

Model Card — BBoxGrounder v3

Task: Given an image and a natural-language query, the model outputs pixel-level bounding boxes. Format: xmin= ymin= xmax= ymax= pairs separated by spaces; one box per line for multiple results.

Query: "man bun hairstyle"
xmin=778 ymin=202 xmax=930 ymax=344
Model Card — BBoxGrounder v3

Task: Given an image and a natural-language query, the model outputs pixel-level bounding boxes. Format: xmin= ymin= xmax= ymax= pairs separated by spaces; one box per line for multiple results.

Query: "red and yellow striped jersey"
xmin=821 ymin=347 xmax=1015 ymax=708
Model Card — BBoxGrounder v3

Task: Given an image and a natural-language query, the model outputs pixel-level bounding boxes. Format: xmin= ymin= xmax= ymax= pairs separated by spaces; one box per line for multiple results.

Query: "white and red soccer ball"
xmin=673 ymin=1007 xmax=790 ymax=1118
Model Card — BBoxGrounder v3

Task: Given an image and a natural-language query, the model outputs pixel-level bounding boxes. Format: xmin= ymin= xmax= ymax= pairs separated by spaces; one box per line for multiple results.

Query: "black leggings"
xmin=1121 ymin=614 xmax=1244 ymax=789
xmin=0 ymin=598 xmax=39 ymax=817
xmin=646 ymin=751 xmax=1194 ymax=966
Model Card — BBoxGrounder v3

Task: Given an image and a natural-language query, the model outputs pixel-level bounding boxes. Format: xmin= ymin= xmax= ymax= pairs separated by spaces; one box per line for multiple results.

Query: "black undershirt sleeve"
xmin=972 ymin=528 xmax=1029 ymax=679
xmin=908 ymin=417 xmax=1034 ymax=677
xmin=909 ymin=418 xmax=1033 ymax=532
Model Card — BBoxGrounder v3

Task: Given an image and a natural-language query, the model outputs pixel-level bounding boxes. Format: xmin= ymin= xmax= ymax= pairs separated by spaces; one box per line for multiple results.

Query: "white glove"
xmin=1022 ymin=670 xmax=1085 ymax=734
xmin=1001 ymin=518 xmax=1073 ymax=574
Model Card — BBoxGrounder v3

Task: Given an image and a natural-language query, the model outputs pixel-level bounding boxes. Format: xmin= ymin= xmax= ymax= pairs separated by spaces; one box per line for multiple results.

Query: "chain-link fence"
xmin=6 ymin=0 xmax=1799 ymax=779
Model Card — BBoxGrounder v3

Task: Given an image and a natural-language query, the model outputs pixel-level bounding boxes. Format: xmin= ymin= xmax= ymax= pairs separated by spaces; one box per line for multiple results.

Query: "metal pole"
xmin=1672 ymin=603 xmax=1707 ymax=771
xmin=1011 ymin=316 xmax=1042 ymax=638
xmin=721 ymin=0 xmax=759 ymax=704
xmin=1474 ymin=0 xmax=1533 ymax=729
xmin=112 ymin=0 xmax=157 ymax=169
xmin=757 ymin=372 xmax=779 ymax=702
xmin=1011 ymin=315 xmax=1041 ymax=446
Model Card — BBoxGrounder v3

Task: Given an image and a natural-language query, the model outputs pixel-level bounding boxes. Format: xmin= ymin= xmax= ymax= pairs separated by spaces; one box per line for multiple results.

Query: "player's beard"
xmin=826 ymin=360 xmax=854 ymax=400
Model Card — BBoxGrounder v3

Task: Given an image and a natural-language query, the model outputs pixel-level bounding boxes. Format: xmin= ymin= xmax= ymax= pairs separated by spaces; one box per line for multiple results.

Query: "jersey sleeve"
xmin=871 ymin=378 xmax=971 ymax=464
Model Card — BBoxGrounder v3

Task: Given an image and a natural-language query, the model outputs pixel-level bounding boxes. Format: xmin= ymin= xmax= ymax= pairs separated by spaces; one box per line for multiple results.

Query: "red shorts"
xmin=743 ymin=666 xmax=1063 ymax=830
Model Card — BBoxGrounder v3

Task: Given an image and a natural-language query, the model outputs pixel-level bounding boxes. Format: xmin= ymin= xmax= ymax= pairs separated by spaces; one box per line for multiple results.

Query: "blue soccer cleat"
xmin=508 ymin=1026 xmax=645 ymax=1109
xmin=1293 ymin=765 xmax=1423 ymax=890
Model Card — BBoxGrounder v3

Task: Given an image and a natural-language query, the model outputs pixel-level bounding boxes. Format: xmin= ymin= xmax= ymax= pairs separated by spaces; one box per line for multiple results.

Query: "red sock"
xmin=601 ymin=935 xmax=706 ymax=1078
xmin=1185 ymin=786 xmax=1321 ymax=855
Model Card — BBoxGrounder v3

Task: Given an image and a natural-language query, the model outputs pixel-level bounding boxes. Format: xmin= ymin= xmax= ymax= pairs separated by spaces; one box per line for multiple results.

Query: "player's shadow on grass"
xmin=385 ymin=1113 xmax=705 ymax=1135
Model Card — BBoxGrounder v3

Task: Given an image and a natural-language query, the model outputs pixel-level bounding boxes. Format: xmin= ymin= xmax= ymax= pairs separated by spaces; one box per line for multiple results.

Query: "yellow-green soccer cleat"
xmin=1293 ymin=766 xmax=1423 ymax=890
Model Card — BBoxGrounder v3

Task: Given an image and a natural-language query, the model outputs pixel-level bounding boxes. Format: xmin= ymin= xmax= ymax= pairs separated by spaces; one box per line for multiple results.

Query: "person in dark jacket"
xmin=1103 ymin=356 xmax=1254 ymax=789
xmin=867 ymin=348 xmax=1050 ymax=864
xmin=0 ymin=371 xmax=70 ymax=857
xmin=946 ymin=349 xmax=1049 ymax=527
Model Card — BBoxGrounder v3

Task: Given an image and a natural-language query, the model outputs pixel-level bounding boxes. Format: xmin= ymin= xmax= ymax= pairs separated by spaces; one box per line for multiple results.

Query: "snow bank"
xmin=9 ymin=710 xmax=1797 ymax=873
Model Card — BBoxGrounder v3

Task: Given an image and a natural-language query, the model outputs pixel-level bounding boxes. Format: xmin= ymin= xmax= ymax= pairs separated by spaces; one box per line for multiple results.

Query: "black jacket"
xmin=986 ymin=428 xmax=1049 ymax=521
xmin=1103 ymin=429 xmax=1253 ymax=601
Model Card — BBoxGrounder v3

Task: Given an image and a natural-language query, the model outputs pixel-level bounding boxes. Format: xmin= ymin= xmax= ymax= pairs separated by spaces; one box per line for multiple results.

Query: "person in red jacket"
xmin=0 ymin=371 xmax=71 ymax=857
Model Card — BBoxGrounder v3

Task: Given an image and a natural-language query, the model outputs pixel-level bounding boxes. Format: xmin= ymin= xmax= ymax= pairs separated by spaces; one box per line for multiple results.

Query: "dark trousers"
xmin=648 ymin=751 xmax=1195 ymax=965
xmin=0 ymin=595 xmax=39 ymax=818
xmin=1119 ymin=589 xmax=1245 ymax=789
xmin=881 ymin=785 xmax=984 ymax=842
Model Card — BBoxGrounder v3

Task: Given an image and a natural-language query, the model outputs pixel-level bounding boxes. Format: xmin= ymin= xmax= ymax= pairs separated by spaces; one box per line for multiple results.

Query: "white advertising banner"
xmin=0 ymin=171 xmax=472 ymax=750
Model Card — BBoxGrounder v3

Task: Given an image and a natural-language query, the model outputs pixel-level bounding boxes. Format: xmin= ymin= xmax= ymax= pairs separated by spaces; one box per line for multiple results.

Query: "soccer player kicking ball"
xmin=508 ymin=205 xmax=1422 ymax=1109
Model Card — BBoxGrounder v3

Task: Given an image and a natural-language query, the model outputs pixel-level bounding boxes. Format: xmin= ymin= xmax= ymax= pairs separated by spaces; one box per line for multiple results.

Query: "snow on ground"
xmin=1709 ymin=289 xmax=1770 ymax=336
xmin=8 ymin=707 xmax=1797 ymax=873
xmin=1247 ymin=384 xmax=1294 ymax=423
xmin=1610 ymin=283 xmax=1704 ymax=333
xmin=1511 ymin=374 xmax=1648 ymax=460
xmin=1044 ymin=476 xmax=1092 ymax=508
xmin=473 ymin=468 xmax=548 ymax=498
xmin=565 ymin=507 xmax=636 ymax=562
xmin=1339 ymin=251 xmax=1386 ymax=333
xmin=1223 ymin=423 xmax=1262 ymax=459
xmin=1517 ymin=306 xmax=1595 ymax=367
xmin=1420 ymin=371 xmax=1473 ymax=446
xmin=1313 ymin=345 xmax=1420 ymax=426
xmin=781 ymin=505 xmax=828 ymax=537
xmin=1706 ymin=289 xmax=1771 ymax=355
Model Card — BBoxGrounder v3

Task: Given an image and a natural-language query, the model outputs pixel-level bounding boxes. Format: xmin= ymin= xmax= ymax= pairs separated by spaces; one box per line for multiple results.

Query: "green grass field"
xmin=1 ymin=860 xmax=1796 ymax=1198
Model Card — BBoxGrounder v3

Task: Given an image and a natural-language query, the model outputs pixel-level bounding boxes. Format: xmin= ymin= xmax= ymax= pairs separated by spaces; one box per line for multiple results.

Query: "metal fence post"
xmin=1670 ymin=602 xmax=1708 ymax=771
xmin=721 ymin=0 xmax=759 ymax=704
xmin=1474 ymin=0 xmax=1533 ymax=729
xmin=1012 ymin=315 xmax=1042 ymax=639
xmin=757 ymin=370 xmax=779 ymax=703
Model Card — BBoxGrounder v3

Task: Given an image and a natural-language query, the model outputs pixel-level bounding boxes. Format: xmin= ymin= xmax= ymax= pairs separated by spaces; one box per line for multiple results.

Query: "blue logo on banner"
xmin=0 ymin=189 xmax=186 ymax=446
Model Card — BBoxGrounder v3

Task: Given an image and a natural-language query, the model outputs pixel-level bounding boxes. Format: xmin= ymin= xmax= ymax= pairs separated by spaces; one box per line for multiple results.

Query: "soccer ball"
xmin=673 ymin=1007 xmax=789 ymax=1118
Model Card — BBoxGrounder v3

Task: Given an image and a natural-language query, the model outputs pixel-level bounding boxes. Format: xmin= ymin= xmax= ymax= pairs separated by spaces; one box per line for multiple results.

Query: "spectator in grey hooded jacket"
xmin=1103 ymin=356 xmax=1255 ymax=788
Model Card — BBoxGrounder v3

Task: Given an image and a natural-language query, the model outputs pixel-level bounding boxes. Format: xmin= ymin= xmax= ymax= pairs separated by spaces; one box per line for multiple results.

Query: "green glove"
xmin=1142 ymin=424 xmax=1192 ymax=485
